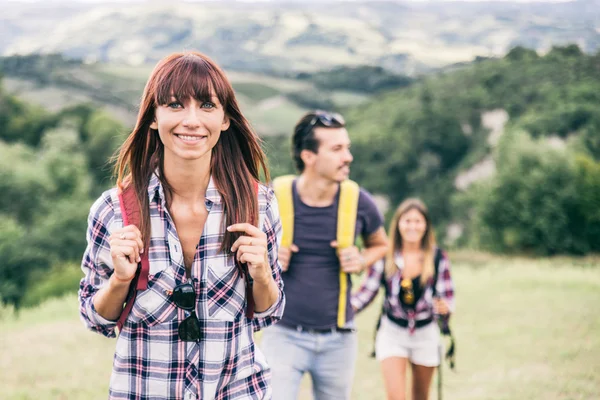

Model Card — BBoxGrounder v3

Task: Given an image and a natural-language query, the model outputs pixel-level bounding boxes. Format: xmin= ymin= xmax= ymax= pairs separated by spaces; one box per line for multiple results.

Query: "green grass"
xmin=1 ymin=253 xmax=598 ymax=399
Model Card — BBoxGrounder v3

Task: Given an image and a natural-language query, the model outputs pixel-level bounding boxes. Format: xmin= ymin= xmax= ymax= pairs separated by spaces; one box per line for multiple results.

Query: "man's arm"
xmin=335 ymin=227 xmax=388 ymax=274
xmin=359 ymin=226 xmax=388 ymax=271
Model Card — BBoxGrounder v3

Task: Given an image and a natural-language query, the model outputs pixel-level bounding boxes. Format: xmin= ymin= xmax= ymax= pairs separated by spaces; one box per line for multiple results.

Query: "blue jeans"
xmin=260 ymin=324 xmax=358 ymax=400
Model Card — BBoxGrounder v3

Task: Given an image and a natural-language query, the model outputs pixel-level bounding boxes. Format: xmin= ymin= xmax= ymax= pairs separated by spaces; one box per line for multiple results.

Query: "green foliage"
xmin=299 ymin=65 xmax=414 ymax=93
xmin=232 ymin=82 xmax=280 ymax=102
xmin=470 ymin=132 xmax=580 ymax=254
xmin=20 ymin=263 xmax=84 ymax=308
xmin=346 ymin=45 xmax=600 ymax=251
xmin=505 ymin=46 xmax=539 ymax=62
xmin=0 ymin=53 xmax=82 ymax=85
xmin=81 ymin=110 xmax=126 ymax=189
xmin=0 ymin=95 xmax=59 ymax=146
xmin=461 ymin=131 xmax=600 ymax=255
xmin=0 ymin=79 xmax=119 ymax=309
xmin=0 ymin=142 xmax=52 ymax=224
xmin=573 ymin=155 xmax=600 ymax=252
xmin=287 ymin=89 xmax=336 ymax=111
xmin=0 ymin=216 xmax=49 ymax=309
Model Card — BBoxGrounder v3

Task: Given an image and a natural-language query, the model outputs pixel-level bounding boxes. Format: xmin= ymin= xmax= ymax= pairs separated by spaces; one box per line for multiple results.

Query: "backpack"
xmin=272 ymin=175 xmax=360 ymax=328
xmin=370 ymin=248 xmax=455 ymax=369
xmin=115 ymin=181 xmax=259 ymax=334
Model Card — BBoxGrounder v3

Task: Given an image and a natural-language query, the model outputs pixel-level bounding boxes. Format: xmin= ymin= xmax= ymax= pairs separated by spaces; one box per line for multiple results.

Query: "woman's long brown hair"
xmin=384 ymin=198 xmax=437 ymax=285
xmin=114 ymin=51 xmax=269 ymax=253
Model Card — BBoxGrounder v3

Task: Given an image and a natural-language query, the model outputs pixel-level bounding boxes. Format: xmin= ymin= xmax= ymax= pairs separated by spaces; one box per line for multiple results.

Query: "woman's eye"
xmin=167 ymin=102 xmax=183 ymax=109
xmin=201 ymin=102 xmax=215 ymax=109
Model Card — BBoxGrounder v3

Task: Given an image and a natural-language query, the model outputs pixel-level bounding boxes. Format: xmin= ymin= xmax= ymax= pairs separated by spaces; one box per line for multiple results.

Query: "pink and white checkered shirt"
xmin=351 ymin=250 xmax=455 ymax=330
xmin=79 ymin=173 xmax=285 ymax=400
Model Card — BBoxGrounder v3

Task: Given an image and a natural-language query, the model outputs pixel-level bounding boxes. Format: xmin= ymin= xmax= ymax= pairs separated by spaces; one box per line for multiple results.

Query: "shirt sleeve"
xmin=351 ymin=258 xmax=384 ymax=313
xmin=435 ymin=250 xmax=455 ymax=314
xmin=252 ymin=187 xmax=286 ymax=332
xmin=78 ymin=191 xmax=119 ymax=338
xmin=358 ymin=188 xmax=385 ymax=238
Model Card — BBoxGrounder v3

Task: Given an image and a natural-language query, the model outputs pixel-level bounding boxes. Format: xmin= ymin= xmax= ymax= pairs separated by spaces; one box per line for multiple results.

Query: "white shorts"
xmin=375 ymin=315 xmax=442 ymax=367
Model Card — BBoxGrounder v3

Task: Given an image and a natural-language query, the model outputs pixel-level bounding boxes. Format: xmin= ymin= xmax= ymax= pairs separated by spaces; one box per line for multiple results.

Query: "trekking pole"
xmin=437 ymin=341 xmax=443 ymax=400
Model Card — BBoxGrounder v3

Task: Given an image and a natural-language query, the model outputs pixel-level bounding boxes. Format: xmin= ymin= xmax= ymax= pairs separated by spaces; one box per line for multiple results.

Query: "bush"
xmin=21 ymin=263 xmax=84 ymax=308
xmin=468 ymin=131 xmax=589 ymax=254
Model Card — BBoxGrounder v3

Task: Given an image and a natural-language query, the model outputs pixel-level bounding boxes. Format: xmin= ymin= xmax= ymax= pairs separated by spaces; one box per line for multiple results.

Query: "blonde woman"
xmin=352 ymin=199 xmax=455 ymax=400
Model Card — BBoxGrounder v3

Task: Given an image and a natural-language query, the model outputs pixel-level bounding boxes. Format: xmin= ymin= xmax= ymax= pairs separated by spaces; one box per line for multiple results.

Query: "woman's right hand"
xmin=108 ymin=225 xmax=144 ymax=282
xmin=433 ymin=297 xmax=450 ymax=315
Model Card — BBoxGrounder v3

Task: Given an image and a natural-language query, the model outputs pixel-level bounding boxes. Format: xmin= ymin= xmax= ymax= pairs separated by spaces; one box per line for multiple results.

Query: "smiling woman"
xmin=352 ymin=198 xmax=455 ymax=400
xmin=78 ymin=52 xmax=285 ymax=400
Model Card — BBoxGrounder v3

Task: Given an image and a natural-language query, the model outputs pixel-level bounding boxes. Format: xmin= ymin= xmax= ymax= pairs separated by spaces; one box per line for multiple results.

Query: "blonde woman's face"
xmin=398 ymin=208 xmax=427 ymax=246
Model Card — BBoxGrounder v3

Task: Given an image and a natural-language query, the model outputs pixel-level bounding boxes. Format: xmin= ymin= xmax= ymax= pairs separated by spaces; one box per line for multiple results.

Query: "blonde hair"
xmin=384 ymin=198 xmax=437 ymax=285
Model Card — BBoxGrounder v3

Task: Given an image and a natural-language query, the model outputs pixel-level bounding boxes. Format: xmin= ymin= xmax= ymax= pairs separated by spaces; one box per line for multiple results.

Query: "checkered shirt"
xmin=79 ymin=173 xmax=285 ymax=399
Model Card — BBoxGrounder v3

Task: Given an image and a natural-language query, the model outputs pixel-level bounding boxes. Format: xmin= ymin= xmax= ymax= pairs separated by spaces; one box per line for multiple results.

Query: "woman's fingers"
xmin=231 ymin=235 xmax=267 ymax=253
xmin=239 ymin=252 xmax=264 ymax=265
xmin=111 ymin=245 xmax=140 ymax=264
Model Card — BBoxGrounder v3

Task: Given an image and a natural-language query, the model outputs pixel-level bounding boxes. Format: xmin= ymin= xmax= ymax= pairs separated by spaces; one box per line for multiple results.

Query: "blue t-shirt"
xmin=280 ymin=180 xmax=384 ymax=330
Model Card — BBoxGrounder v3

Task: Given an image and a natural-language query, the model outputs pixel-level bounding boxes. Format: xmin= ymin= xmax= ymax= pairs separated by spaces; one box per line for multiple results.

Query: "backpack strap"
xmin=432 ymin=247 xmax=443 ymax=298
xmin=116 ymin=185 xmax=149 ymax=333
xmin=336 ymin=179 xmax=360 ymax=328
xmin=237 ymin=180 xmax=260 ymax=320
xmin=272 ymin=175 xmax=360 ymax=328
xmin=272 ymin=175 xmax=296 ymax=248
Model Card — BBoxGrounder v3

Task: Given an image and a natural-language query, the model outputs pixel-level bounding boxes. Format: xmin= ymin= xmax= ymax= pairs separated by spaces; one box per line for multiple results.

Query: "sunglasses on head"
xmin=303 ymin=111 xmax=345 ymax=137
xmin=171 ymin=281 xmax=201 ymax=341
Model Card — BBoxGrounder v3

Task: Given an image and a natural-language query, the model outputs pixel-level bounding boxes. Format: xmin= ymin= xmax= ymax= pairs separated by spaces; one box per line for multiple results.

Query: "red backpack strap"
xmin=236 ymin=181 xmax=259 ymax=320
xmin=116 ymin=185 xmax=150 ymax=333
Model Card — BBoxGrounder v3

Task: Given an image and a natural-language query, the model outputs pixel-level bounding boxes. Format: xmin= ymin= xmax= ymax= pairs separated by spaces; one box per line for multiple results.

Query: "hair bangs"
xmin=154 ymin=54 xmax=229 ymax=107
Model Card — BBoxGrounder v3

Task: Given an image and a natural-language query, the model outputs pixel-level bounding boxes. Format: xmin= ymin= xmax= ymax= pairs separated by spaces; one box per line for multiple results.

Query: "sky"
xmin=0 ymin=0 xmax=578 ymax=3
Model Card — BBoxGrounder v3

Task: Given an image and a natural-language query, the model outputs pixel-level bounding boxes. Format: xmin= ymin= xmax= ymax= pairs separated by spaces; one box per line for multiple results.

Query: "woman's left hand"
xmin=433 ymin=298 xmax=450 ymax=315
xmin=228 ymin=223 xmax=272 ymax=285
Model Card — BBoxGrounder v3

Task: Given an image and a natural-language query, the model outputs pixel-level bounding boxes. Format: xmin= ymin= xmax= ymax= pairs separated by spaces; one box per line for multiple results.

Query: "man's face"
xmin=303 ymin=127 xmax=353 ymax=182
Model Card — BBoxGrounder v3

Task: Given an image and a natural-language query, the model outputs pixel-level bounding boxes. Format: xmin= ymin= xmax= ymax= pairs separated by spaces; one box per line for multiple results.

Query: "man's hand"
xmin=278 ymin=244 xmax=299 ymax=272
xmin=331 ymin=241 xmax=365 ymax=274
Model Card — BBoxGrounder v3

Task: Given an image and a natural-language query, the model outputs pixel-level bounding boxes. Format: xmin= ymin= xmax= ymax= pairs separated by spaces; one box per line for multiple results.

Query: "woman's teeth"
xmin=178 ymin=135 xmax=204 ymax=141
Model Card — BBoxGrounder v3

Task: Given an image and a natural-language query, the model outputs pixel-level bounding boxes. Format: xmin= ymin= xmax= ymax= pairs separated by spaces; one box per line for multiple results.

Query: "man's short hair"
xmin=291 ymin=110 xmax=346 ymax=172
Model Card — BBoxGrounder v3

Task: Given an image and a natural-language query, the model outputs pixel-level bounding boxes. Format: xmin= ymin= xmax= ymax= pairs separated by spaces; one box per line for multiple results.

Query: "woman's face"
xmin=398 ymin=208 xmax=427 ymax=246
xmin=150 ymin=93 xmax=230 ymax=163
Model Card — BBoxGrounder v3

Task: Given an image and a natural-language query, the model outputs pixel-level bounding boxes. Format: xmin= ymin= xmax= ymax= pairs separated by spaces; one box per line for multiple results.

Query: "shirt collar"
xmin=394 ymin=251 xmax=404 ymax=271
xmin=204 ymin=176 xmax=222 ymax=205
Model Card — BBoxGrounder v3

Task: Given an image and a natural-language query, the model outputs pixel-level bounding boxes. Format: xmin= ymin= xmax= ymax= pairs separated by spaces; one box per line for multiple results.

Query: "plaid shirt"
xmin=79 ymin=173 xmax=285 ymax=400
xmin=351 ymin=249 xmax=455 ymax=332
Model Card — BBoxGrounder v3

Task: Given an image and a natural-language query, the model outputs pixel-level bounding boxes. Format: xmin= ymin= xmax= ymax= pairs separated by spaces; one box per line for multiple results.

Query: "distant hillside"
xmin=0 ymin=54 xmax=387 ymax=136
xmin=1 ymin=0 xmax=600 ymax=75
xmin=345 ymin=44 xmax=600 ymax=253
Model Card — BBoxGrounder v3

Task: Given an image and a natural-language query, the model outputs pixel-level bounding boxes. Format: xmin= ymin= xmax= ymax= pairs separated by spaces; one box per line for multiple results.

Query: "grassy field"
xmin=1 ymin=253 xmax=599 ymax=399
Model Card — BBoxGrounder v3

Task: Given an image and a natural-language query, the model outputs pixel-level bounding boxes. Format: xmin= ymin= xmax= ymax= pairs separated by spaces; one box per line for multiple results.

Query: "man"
xmin=260 ymin=110 xmax=388 ymax=399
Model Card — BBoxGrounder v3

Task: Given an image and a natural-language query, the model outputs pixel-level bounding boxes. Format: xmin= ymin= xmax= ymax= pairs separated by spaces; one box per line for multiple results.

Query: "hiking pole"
xmin=437 ymin=341 xmax=443 ymax=400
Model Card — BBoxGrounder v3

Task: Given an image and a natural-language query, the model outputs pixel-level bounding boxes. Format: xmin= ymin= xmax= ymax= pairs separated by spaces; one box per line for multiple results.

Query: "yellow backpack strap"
xmin=336 ymin=179 xmax=360 ymax=328
xmin=272 ymin=175 xmax=296 ymax=248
